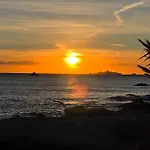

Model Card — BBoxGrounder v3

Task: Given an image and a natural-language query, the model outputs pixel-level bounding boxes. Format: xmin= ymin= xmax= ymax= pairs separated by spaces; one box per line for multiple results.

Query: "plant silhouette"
xmin=138 ymin=39 xmax=150 ymax=75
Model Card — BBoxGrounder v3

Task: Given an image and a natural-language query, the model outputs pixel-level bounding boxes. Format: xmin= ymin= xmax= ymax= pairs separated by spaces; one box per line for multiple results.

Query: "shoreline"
xmin=0 ymin=100 xmax=150 ymax=150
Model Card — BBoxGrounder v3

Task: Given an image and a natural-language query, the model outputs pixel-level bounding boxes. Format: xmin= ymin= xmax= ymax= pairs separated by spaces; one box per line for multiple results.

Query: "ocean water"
xmin=0 ymin=74 xmax=150 ymax=118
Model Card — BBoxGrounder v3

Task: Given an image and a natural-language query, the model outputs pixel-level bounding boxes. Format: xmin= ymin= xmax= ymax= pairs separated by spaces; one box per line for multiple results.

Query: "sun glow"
xmin=64 ymin=51 xmax=81 ymax=67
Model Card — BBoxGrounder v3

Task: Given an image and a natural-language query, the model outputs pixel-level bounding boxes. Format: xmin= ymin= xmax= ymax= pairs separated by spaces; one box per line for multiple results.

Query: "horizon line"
xmin=0 ymin=72 xmax=145 ymax=75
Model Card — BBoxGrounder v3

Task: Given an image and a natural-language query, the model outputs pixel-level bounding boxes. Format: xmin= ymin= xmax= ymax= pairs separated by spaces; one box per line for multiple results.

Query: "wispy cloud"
xmin=114 ymin=1 xmax=144 ymax=26
xmin=55 ymin=43 xmax=67 ymax=50
xmin=0 ymin=61 xmax=39 ymax=65
xmin=110 ymin=44 xmax=127 ymax=47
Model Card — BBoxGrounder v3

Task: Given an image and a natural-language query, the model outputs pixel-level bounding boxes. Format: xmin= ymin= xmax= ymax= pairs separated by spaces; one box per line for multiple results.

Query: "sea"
xmin=0 ymin=73 xmax=150 ymax=119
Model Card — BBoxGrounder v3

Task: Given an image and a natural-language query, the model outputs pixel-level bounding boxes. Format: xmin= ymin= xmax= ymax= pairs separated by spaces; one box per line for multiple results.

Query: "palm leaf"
xmin=144 ymin=56 xmax=150 ymax=61
xmin=137 ymin=65 xmax=150 ymax=74
xmin=138 ymin=39 xmax=150 ymax=75
xmin=138 ymin=39 xmax=149 ymax=48
xmin=138 ymin=39 xmax=150 ymax=49
xmin=145 ymin=48 xmax=150 ymax=53
xmin=145 ymin=39 xmax=150 ymax=45
xmin=139 ymin=53 xmax=149 ymax=60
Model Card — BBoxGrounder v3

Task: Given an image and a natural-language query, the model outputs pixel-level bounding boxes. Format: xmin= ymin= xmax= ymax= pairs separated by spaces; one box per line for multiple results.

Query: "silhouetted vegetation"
xmin=138 ymin=39 xmax=150 ymax=75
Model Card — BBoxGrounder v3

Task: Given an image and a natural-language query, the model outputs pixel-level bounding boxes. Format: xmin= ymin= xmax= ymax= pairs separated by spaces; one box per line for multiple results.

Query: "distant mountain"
xmin=94 ymin=71 xmax=122 ymax=76
xmin=93 ymin=71 xmax=149 ymax=76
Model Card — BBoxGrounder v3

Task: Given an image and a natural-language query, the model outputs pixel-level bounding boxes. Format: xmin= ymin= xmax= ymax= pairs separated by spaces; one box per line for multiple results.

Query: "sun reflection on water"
xmin=70 ymin=84 xmax=88 ymax=99
xmin=65 ymin=77 xmax=89 ymax=105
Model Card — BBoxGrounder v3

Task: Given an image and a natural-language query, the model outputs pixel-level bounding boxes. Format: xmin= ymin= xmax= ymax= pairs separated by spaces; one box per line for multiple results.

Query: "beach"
xmin=1 ymin=100 xmax=150 ymax=150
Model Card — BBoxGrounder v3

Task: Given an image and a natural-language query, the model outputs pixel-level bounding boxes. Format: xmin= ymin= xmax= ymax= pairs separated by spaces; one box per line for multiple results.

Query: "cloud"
xmin=114 ymin=1 xmax=144 ymax=26
xmin=0 ymin=60 xmax=39 ymax=65
xmin=55 ymin=43 xmax=67 ymax=49
xmin=83 ymin=33 xmax=150 ymax=50
xmin=110 ymin=44 xmax=127 ymax=47
xmin=0 ymin=0 xmax=149 ymax=51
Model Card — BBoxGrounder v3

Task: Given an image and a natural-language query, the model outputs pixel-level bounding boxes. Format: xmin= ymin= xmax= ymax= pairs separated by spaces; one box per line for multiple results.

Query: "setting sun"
xmin=64 ymin=52 xmax=82 ymax=67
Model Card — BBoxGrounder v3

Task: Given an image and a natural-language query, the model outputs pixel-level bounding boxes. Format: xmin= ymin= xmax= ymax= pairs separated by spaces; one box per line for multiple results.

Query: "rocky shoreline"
xmin=0 ymin=98 xmax=150 ymax=150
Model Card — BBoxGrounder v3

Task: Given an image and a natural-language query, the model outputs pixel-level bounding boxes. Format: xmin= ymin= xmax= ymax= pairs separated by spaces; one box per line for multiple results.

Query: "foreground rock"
xmin=134 ymin=83 xmax=149 ymax=86
xmin=1 ymin=103 xmax=150 ymax=150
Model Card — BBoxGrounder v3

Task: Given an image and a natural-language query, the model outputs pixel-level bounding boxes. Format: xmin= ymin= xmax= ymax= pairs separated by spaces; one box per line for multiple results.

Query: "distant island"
xmin=94 ymin=71 xmax=122 ymax=76
xmin=30 ymin=72 xmax=38 ymax=76
xmin=93 ymin=71 xmax=148 ymax=76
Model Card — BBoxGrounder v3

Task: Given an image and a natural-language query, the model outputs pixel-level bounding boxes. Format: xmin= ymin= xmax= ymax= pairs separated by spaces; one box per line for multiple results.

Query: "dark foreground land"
xmin=0 ymin=100 xmax=150 ymax=150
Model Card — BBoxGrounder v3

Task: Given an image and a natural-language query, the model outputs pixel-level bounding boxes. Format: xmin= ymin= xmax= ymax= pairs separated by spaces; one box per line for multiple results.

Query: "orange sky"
xmin=0 ymin=48 xmax=144 ymax=74
xmin=0 ymin=0 xmax=149 ymax=74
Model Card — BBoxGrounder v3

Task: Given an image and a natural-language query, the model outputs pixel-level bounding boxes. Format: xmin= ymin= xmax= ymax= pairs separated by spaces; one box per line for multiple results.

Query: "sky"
xmin=0 ymin=0 xmax=150 ymax=74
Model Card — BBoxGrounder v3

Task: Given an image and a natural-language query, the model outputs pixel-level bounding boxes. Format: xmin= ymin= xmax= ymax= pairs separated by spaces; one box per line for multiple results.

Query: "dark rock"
xmin=30 ymin=72 xmax=38 ymax=76
xmin=134 ymin=83 xmax=149 ymax=86
xmin=119 ymin=101 xmax=150 ymax=112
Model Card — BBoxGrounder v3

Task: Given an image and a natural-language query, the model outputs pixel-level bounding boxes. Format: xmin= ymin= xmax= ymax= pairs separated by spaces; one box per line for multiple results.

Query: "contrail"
xmin=114 ymin=1 xmax=144 ymax=26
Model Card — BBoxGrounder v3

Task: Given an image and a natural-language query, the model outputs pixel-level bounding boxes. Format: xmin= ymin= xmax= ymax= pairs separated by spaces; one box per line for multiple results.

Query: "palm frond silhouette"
xmin=138 ymin=39 xmax=150 ymax=75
